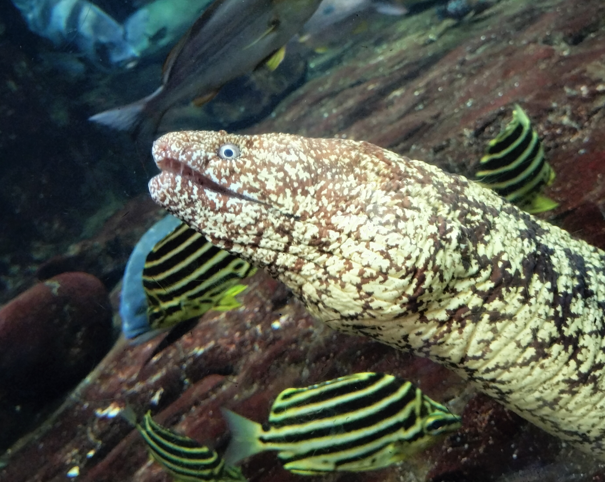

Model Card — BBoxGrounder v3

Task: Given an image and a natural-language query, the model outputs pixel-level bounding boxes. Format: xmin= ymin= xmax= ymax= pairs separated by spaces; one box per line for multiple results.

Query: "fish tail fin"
xmin=120 ymin=405 xmax=139 ymax=426
xmin=89 ymin=98 xmax=147 ymax=133
xmin=221 ymin=408 xmax=265 ymax=466
xmin=127 ymin=328 xmax=165 ymax=346
xmin=89 ymin=87 xmax=164 ymax=147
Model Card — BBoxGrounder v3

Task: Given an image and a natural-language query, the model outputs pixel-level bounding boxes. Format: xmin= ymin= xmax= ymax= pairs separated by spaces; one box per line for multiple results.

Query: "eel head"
xmin=148 ymin=130 xmax=394 ymax=268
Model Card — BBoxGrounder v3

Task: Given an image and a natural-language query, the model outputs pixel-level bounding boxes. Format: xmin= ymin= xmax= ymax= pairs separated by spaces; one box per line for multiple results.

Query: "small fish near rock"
xmin=121 ymin=407 xmax=246 ymax=481
xmin=148 ymin=129 xmax=605 ymax=459
xmin=221 ymin=372 xmax=461 ymax=474
xmin=475 ymin=104 xmax=558 ymax=214
xmin=89 ymin=0 xmax=323 ymax=147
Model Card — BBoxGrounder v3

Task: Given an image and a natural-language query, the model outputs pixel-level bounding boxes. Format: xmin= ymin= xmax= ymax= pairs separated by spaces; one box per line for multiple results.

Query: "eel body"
xmin=148 ymin=130 xmax=605 ymax=457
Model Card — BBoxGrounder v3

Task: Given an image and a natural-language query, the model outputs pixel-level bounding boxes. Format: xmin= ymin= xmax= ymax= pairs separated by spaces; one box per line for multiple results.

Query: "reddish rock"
xmin=0 ymin=269 xmax=588 ymax=482
xmin=0 ymin=272 xmax=113 ymax=401
xmin=0 ymin=271 xmax=467 ymax=482
xmin=427 ymin=395 xmax=562 ymax=482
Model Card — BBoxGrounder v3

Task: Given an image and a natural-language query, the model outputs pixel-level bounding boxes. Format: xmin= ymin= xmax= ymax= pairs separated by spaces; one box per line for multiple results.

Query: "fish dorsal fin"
xmin=245 ymin=17 xmax=280 ymax=50
xmin=162 ymin=0 xmax=229 ymax=82
xmin=265 ymin=45 xmax=286 ymax=71
xmin=162 ymin=34 xmax=189 ymax=82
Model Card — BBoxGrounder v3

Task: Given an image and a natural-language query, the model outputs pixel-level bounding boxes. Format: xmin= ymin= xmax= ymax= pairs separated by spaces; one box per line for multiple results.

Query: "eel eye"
xmin=218 ymin=143 xmax=240 ymax=160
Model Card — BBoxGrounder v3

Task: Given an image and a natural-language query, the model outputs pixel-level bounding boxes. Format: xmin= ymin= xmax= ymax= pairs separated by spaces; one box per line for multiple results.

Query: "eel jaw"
xmin=154 ymin=157 xmax=260 ymax=204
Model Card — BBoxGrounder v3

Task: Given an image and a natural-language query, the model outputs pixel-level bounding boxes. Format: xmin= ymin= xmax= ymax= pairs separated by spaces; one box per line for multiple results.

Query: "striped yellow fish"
xmin=121 ymin=407 xmax=246 ymax=482
xmin=475 ymin=104 xmax=558 ymax=214
xmin=221 ymin=372 xmax=461 ymax=474
xmin=143 ymin=222 xmax=257 ymax=332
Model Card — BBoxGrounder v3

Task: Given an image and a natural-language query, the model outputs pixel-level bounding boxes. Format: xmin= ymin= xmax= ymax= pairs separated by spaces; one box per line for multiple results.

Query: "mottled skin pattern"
xmin=149 ymin=130 xmax=605 ymax=457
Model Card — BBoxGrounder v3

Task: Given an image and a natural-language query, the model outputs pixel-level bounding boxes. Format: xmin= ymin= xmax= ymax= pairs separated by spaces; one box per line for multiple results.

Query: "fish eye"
xmin=218 ymin=143 xmax=240 ymax=160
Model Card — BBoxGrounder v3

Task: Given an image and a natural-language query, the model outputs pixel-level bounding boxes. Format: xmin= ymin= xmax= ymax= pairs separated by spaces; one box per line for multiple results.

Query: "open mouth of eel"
xmin=156 ymin=157 xmax=260 ymax=203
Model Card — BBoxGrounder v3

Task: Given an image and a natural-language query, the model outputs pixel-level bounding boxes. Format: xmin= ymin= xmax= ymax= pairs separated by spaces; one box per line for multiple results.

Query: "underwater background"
xmin=1 ymin=0 xmax=605 ymax=480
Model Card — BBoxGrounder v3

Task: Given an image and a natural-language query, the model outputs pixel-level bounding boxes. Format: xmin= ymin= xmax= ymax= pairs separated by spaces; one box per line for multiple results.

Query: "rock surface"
xmin=0 ymin=272 xmax=112 ymax=451
xmin=2 ymin=0 xmax=605 ymax=481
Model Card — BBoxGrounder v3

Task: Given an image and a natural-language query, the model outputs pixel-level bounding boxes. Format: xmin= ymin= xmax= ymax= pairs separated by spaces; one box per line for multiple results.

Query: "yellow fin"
xmin=265 ymin=46 xmax=286 ymax=71
xmin=314 ymin=46 xmax=329 ymax=54
xmin=523 ymin=194 xmax=559 ymax=214
xmin=212 ymin=284 xmax=248 ymax=312
xmin=546 ymin=165 xmax=556 ymax=185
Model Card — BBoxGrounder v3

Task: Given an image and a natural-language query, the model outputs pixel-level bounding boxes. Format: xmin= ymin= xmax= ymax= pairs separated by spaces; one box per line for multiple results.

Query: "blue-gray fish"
xmin=301 ymin=0 xmax=407 ymax=37
xmin=221 ymin=372 xmax=461 ymax=474
xmin=475 ymin=104 xmax=558 ymax=214
xmin=121 ymin=407 xmax=246 ymax=481
xmin=89 ymin=0 xmax=322 ymax=145
xmin=12 ymin=0 xmax=137 ymax=67
xmin=120 ymin=215 xmax=182 ymax=339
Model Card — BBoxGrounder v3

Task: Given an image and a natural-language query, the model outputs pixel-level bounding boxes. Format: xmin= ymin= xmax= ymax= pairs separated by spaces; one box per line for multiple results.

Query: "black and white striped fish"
xmin=221 ymin=372 xmax=461 ymax=474
xmin=12 ymin=0 xmax=137 ymax=67
xmin=475 ymin=104 xmax=558 ymax=214
xmin=142 ymin=221 xmax=256 ymax=333
xmin=121 ymin=407 xmax=246 ymax=481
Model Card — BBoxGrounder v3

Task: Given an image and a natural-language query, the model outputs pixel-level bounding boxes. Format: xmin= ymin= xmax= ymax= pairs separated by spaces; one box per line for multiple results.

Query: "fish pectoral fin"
xmin=213 ymin=284 xmax=248 ymax=311
xmin=546 ymin=167 xmax=556 ymax=185
xmin=283 ymin=457 xmax=335 ymax=475
xmin=524 ymin=194 xmax=559 ymax=214
xmin=287 ymin=468 xmax=324 ymax=475
xmin=265 ymin=46 xmax=286 ymax=71
xmin=192 ymin=91 xmax=219 ymax=107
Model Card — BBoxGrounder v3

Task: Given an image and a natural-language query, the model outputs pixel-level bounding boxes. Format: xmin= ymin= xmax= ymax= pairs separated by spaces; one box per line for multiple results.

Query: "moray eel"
xmin=148 ymin=130 xmax=605 ymax=457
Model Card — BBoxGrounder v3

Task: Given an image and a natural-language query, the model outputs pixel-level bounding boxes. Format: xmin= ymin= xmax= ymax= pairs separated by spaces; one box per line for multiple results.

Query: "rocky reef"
xmin=2 ymin=0 xmax=605 ymax=480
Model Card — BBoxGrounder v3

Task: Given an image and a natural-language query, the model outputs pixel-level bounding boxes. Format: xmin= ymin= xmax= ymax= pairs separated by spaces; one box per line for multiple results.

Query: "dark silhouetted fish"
xmin=475 ymin=104 xmax=558 ymax=214
xmin=301 ymin=0 xmax=407 ymax=38
xmin=90 ymin=0 xmax=322 ymax=145
xmin=221 ymin=372 xmax=461 ymax=474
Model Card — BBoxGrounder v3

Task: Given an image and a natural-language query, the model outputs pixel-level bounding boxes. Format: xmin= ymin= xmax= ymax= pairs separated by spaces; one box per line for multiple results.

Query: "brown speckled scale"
xmin=149 ymin=130 xmax=605 ymax=458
